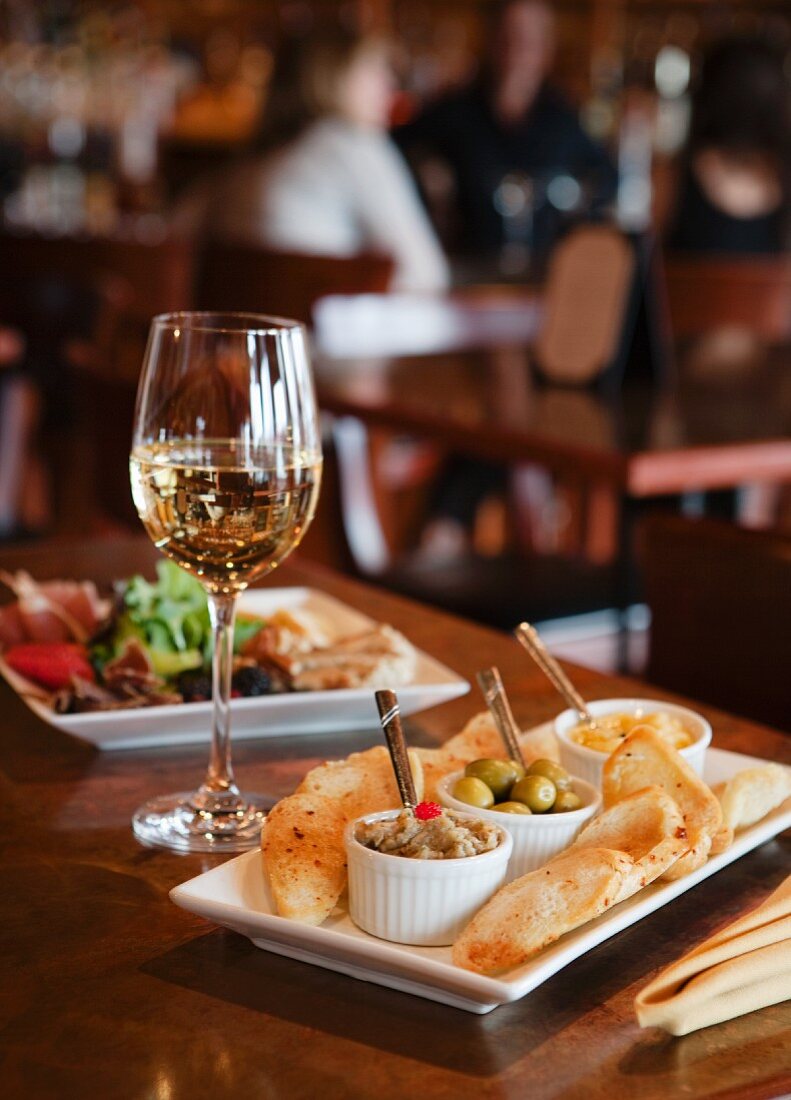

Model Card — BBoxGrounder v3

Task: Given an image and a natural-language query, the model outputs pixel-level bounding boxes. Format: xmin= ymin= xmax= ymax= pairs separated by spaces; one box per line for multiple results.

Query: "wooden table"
xmin=317 ymin=340 xmax=791 ymax=666
xmin=2 ymin=537 xmax=789 ymax=1100
xmin=316 ymin=342 xmax=791 ymax=498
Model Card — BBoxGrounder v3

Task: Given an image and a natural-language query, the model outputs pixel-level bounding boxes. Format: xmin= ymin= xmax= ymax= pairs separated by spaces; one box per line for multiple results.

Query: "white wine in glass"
xmin=129 ymin=313 xmax=322 ymax=852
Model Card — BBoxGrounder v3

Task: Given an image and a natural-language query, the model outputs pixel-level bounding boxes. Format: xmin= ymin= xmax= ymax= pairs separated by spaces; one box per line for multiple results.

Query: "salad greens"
xmin=92 ymin=560 xmax=264 ymax=679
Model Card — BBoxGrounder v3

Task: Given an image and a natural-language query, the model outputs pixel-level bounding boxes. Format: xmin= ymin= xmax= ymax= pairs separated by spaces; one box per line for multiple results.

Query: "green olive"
xmin=465 ymin=758 xmax=523 ymax=801
xmin=492 ymin=801 xmax=532 ymax=815
xmin=553 ymin=790 xmax=583 ymax=813
xmin=526 ymin=758 xmax=572 ymax=791
xmin=452 ymin=775 xmax=495 ymax=809
xmin=511 ymin=774 xmax=557 ymax=813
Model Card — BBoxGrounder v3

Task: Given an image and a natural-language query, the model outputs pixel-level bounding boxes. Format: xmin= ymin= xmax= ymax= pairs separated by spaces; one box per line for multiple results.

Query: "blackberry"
xmin=177 ymin=670 xmax=212 ymax=702
xmin=231 ymin=666 xmax=272 ymax=697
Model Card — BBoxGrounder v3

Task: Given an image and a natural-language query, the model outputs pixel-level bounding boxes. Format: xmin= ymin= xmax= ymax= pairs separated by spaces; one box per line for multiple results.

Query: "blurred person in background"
xmin=396 ymin=0 xmax=618 ymax=555
xmin=668 ymin=36 xmax=790 ymax=254
xmin=395 ymin=0 xmax=617 ymax=271
xmin=204 ymin=27 xmax=449 ymax=292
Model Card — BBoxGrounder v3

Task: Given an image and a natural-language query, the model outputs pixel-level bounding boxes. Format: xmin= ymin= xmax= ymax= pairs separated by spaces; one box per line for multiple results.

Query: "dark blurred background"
xmin=0 ymin=0 xmax=787 ymax=237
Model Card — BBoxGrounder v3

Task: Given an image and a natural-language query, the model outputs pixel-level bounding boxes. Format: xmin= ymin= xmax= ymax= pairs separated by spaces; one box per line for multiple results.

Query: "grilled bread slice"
xmin=562 ymin=785 xmax=688 ymax=899
xmin=709 ymin=824 xmax=735 ymax=856
xmin=453 ymin=847 xmax=634 ymax=975
xmin=713 ymin=763 xmax=791 ymax=833
xmin=442 ymin=711 xmax=560 ymax=765
xmin=602 ymin=727 xmax=722 ymax=881
xmin=261 ymin=792 xmax=349 ymax=925
xmin=262 ymin=745 xmax=423 ymax=925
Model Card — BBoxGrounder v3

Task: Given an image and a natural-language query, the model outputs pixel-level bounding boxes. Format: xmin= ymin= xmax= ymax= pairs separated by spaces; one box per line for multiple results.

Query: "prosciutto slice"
xmin=0 ymin=571 xmax=110 ymax=647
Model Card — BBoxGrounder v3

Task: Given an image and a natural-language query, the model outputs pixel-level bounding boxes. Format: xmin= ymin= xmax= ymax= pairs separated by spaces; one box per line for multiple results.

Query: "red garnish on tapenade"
xmin=414 ymin=801 xmax=442 ymax=821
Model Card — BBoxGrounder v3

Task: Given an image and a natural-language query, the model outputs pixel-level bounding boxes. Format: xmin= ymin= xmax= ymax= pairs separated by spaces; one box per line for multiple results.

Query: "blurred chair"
xmin=321 ymin=231 xmax=636 ymax=621
xmin=331 ymin=415 xmax=616 ymax=630
xmin=57 ymin=240 xmax=396 ymax=558
xmin=524 ymin=224 xmax=640 ymax=565
xmin=641 ymin=514 xmax=791 ymax=732
xmin=194 ymin=241 xmax=394 ymax=325
xmin=662 ymin=255 xmax=791 ymax=341
xmin=0 ymin=229 xmax=195 ymax=325
xmin=65 ymin=335 xmax=371 ymax=568
xmin=533 ymin=225 xmax=636 ymax=385
xmin=67 ymin=355 xmax=140 ymax=533
xmin=0 ymin=270 xmax=130 ymax=535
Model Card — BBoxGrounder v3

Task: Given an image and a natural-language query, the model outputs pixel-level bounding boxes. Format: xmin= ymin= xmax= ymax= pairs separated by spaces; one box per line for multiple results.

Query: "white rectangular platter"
xmin=0 ymin=587 xmax=468 ymax=751
xmin=171 ymin=744 xmax=791 ymax=1015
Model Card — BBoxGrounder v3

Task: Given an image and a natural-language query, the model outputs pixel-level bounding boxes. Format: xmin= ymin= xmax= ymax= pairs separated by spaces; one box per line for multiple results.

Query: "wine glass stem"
xmin=191 ymin=590 xmax=243 ymax=813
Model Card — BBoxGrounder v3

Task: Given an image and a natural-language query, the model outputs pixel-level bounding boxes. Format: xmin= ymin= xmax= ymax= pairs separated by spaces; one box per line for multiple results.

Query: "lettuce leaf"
xmin=108 ymin=560 xmax=265 ymax=678
xmin=117 ymin=561 xmax=211 ymax=670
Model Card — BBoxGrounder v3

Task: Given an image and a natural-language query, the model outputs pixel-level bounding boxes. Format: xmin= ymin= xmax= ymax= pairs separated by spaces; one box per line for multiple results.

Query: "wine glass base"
xmin=132 ymin=791 xmax=270 ymax=853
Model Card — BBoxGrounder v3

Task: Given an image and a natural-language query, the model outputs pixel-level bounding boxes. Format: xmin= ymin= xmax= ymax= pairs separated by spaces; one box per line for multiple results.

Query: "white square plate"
xmin=0 ymin=587 xmax=468 ymax=750
xmin=171 ymin=744 xmax=791 ymax=1014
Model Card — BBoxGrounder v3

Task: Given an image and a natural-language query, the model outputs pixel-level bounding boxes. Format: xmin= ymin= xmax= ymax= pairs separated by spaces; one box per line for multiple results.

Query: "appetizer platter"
xmin=0 ymin=566 xmax=468 ymax=749
xmin=172 ymin=707 xmax=791 ymax=1014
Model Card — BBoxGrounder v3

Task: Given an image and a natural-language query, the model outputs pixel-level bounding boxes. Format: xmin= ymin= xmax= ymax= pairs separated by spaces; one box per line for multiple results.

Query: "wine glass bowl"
xmin=129 ymin=312 xmax=322 ymax=852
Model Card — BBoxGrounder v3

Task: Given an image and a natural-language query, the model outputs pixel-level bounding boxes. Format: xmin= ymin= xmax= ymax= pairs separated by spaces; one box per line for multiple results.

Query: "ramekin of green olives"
xmin=437 ymin=758 xmax=600 ymax=883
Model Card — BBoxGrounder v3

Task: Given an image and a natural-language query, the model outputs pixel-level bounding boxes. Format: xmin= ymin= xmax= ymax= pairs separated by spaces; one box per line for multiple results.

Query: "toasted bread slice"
xmin=519 ymin=721 xmax=562 ymax=764
xmin=412 ymin=747 xmax=463 ymax=803
xmin=452 ymin=847 xmax=634 ymax=975
xmin=708 ymin=763 xmax=791 ymax=857
xmin=262 ymin=746 xmax=423 ymax=925
xmin=261 ymin=792 xmax=348 ymax=925
xmin=414 ymin=716 xmax=510 ymax=803
xmin=442 ymin=711 xmax=560 ymax=766
xmin=661 ymin=834 xmax=713 ymax=880
xmin=563 ymin=785 xmax=687 ymax=899
xmin=709 ymin=824 xmax=735 ymax=856
xmin=602 ymin=726 xmax=722 ymax=882
xmin=713 ymin=763 xmax=791 ymax=832
xmin=295 ymin=745 xmax=423 ymax=806
xmin=440 ymin=712 xmax=508 ymax=763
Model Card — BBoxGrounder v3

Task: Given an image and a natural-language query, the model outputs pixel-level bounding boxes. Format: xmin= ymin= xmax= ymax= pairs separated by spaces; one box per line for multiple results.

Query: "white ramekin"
xmin=554 ymin=697 xmax=712 ymax=790
xmin=436 ymin=771 xmax=600 ymax=882
xmin=345 ymin=809 xmax=512 ymax=946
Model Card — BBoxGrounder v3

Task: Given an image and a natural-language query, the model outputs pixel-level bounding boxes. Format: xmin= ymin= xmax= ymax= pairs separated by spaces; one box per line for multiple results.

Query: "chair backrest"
xmin=662 ymin=255 xmax=791 ymax=341
xmin=194 ymin=241 xmax=394 ymax=326
xmin=0 ymin=230 xmax=195 ymax=325
xmin=0 ymin=268 xmax=130 ymax=374
xmin=534 ymin=225 xmax=636 ymax=384
xmin=641 ymin=514 xmax=791 ymax=732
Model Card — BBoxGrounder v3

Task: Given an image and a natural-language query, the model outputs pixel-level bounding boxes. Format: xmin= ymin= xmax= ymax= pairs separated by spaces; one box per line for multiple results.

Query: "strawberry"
xmin=4 ymin=643 xmax=95 ymax=691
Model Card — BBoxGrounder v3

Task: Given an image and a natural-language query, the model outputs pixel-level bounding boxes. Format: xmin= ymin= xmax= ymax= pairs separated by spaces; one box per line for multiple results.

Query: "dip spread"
xmin=570 ymin=711 xmax=693 ymax=754
xmin=356 ymin=808 xmax=501 ymax=860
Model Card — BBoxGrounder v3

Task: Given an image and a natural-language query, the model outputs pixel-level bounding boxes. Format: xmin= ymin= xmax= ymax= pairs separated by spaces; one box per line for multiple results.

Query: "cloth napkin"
xmin=635 ymin=874 xmax=791 ymax=1035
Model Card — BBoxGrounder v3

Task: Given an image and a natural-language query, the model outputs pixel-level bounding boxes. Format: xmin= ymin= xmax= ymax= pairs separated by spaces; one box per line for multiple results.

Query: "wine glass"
xmin=129 ymin=312 xmax=322 ymax=852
